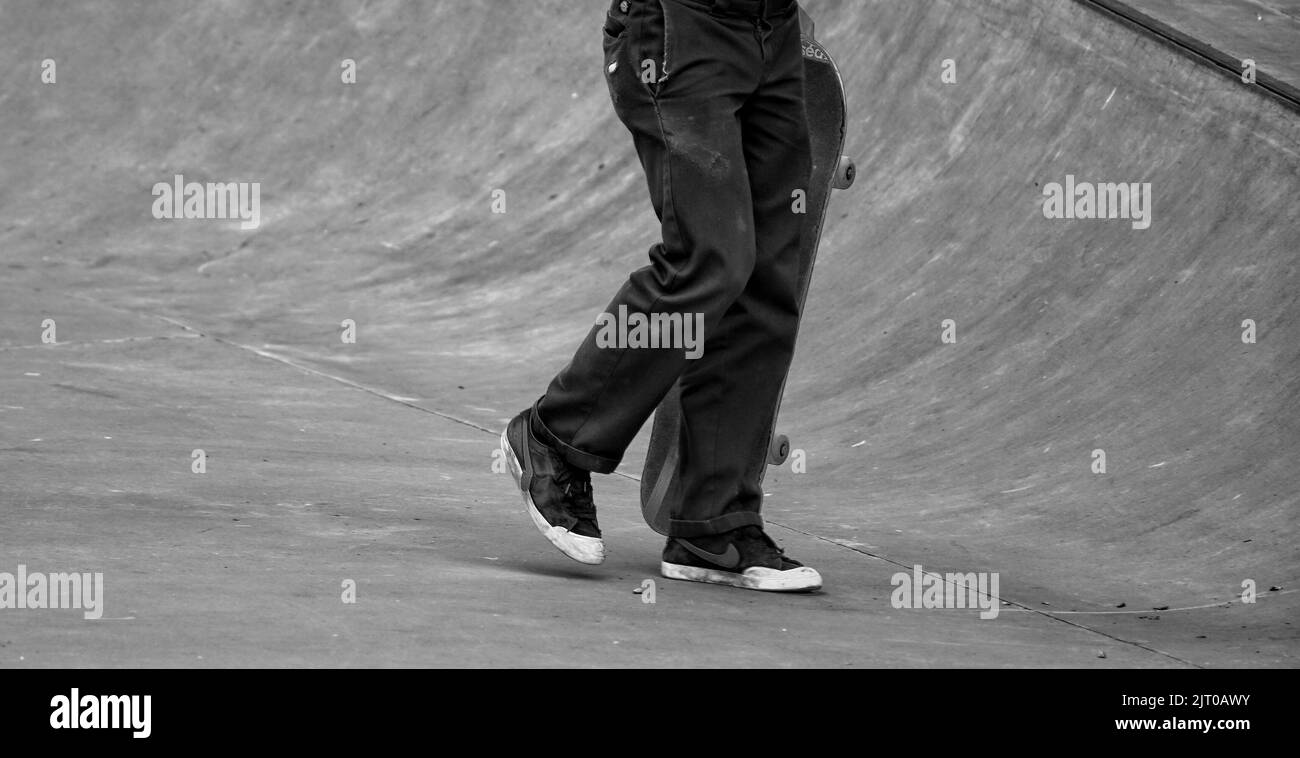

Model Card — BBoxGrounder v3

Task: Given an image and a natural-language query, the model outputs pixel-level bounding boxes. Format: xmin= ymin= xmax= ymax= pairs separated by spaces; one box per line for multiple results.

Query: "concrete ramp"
xmin=1 ymin=0 xmax=1295 ymax=666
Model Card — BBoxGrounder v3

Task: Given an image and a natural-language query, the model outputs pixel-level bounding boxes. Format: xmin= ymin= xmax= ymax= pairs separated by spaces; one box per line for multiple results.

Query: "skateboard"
xmin=639 ymin=9 xmax=855 ymax=534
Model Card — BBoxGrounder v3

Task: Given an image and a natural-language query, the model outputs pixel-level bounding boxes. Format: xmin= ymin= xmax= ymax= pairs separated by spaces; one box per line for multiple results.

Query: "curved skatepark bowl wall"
xmin=0 ymin=0 xmax=1295 ymax=667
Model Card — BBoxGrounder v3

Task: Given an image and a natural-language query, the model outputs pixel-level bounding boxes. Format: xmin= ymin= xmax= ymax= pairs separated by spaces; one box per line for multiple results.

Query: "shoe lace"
xmin=555 ymin=467 xmax=597 ymax=521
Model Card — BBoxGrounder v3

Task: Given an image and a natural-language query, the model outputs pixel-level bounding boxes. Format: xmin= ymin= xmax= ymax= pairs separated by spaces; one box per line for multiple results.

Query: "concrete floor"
xmin=1 ymin=0 xmax=1296 ymax=667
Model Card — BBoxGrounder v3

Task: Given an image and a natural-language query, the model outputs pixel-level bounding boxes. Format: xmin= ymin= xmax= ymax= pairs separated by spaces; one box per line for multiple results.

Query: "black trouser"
xmin=533 ymin=0 xmax=810 ymax=537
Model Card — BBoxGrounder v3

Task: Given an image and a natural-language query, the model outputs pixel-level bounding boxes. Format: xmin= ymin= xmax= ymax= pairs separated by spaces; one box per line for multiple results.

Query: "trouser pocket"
xmin=602 ymin=2 xmax=632 ymax=107
xmin=603 ymin=0 xmax=628 ymax=38
xmin=603 ymin=0 xmax=668 ymax=95
xmin=604 ymin=0 xmax=672 ymax=109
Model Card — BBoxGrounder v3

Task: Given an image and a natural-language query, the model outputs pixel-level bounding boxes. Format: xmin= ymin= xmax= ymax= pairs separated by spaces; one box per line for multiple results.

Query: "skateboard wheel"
xmin=768 ymin=434 xmax=790 ymax=465
xmin=832 ymin=155 xmax=856 ymax=190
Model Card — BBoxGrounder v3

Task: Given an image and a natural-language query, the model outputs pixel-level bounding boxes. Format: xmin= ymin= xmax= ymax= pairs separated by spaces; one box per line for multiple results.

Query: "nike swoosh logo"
xmin=676 ymin=539 xmax=741 ymax=569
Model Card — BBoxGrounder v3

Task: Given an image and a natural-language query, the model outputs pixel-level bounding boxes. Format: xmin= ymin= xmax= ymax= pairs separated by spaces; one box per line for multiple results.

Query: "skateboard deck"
xmin=639 ymin=9 xmax=854 ymax=535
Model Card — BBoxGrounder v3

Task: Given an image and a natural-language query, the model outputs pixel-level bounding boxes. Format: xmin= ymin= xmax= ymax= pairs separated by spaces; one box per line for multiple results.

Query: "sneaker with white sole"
xmin=661 ymin=525 xmax=821 ymax=592
xmin=500 ymin=408 xmax=605 ymax=565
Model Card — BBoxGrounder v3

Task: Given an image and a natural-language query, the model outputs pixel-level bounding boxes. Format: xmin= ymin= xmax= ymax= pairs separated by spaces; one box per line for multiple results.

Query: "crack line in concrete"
xmin=778 ymin=524 xmax=1203 ymax=668
xmin=0 ymin=334 xmax=202 ymax=351
xmin=148 ymin=313 xmax=502 ymax=435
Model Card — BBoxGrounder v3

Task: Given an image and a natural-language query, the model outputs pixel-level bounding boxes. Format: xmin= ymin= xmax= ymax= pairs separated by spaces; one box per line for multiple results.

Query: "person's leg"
xmin=665 ymin=1 xmax=810 ymax=538
xmin=532 ymin=0 xmax=761 ymax=473
xmin=657 ymin=0 xmax=822 ymax=592
xmin=504 ymin=0 xmax=763 ymax=564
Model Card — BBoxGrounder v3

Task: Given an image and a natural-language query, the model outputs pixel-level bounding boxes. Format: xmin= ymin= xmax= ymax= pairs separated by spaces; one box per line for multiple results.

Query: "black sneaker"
xmin=661 ymin=525 xmax=821 ymax=592
xmin=500 ymin=409 xmax=605 ymax=565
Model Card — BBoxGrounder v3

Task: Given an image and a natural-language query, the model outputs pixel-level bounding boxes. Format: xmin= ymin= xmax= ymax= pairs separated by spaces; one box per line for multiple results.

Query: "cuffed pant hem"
xmin=530 ymin=400 xmax=621 ymax=475
xmin=667 ymin=510 xmax=764 ymax=538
